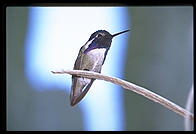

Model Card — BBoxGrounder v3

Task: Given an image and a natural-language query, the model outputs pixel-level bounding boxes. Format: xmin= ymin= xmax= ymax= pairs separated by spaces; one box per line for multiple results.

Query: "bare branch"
xmin=51 ymin=70 xmax=194 ymax=121
xmin=184 ymin=85 xmax=194 ymax=130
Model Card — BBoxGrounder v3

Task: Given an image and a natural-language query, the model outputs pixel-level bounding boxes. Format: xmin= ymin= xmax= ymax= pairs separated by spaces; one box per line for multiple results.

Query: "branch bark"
xmin=51 ymin=70 xmax=194 ymax=121
xmin=184 ymin=85 xmax=194 ymax=130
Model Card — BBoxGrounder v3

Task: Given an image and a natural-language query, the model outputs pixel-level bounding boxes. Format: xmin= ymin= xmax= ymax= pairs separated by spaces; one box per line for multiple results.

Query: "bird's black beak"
xmin=112 ymin=30 xmax=130 ymax=38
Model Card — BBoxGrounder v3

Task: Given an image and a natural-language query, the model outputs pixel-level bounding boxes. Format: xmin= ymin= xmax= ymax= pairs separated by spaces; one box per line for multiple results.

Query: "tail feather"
xmin=70 ymin=78 xmax=95 ymax=106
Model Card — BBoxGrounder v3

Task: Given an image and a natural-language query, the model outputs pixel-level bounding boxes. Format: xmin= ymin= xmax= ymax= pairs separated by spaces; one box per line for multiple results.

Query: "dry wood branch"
xmin=51 ymin=70 xmax=194 ymax=121
xmin=184 ymin=85 xmax=194 ymax=130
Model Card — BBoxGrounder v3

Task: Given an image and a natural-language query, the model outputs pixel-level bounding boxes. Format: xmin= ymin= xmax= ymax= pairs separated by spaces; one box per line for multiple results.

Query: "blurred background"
xmin=6 ymin=6 xmax=193 ymax=131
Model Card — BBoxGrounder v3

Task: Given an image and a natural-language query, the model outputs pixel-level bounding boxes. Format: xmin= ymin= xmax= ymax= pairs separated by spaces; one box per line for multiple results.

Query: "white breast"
xmin=87 ymin=48 xmax=106 ymax=62
xmin=82 ymin=48 xmax=106 ymax=71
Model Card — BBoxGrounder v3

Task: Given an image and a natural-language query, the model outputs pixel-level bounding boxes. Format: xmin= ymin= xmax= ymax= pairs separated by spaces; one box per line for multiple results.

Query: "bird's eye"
xmin=97 ymin=34 xmax=102 ymax=37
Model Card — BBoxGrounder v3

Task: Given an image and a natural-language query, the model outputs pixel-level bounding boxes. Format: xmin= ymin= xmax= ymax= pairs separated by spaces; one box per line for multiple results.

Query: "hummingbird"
xmin=70 ymin=29 xmax=130 ymax=106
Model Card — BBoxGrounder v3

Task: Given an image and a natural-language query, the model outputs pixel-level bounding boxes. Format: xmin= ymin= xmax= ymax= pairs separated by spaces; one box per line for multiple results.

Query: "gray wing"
xmin=70 ymin=45 xmax=95 ymax=106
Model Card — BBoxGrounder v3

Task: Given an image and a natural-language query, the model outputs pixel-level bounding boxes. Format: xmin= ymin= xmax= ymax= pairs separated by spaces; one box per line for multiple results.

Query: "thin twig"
xmin=51 ymin=70 xmax=194 ymax=121
xmin=184 ymin=85 xmax=194 ymax=130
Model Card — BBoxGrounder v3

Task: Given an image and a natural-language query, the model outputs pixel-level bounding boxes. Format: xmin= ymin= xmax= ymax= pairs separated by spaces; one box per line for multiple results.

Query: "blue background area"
xmin=8 ymin=7 xmax=130 ymax=130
